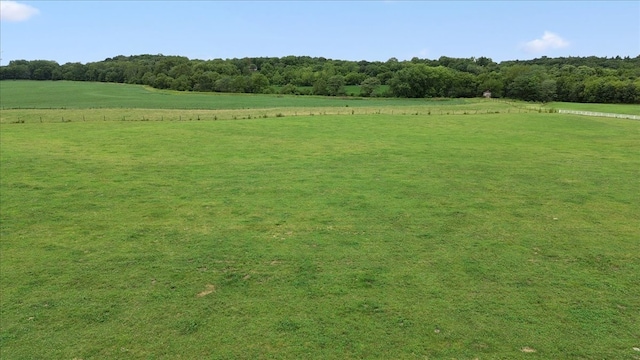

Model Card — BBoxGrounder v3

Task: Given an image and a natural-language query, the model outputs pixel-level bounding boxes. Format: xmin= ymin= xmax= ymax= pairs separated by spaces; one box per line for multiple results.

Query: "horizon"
xmin=1 ymin=1 xmax=639 ymax=65
xmin=3 ymin=52 xmax=640 ymax=67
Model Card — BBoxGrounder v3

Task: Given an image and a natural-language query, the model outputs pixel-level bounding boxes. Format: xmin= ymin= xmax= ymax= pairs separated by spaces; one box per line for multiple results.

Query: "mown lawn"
xmin=1 ymin=112 xmax=638 ymax=359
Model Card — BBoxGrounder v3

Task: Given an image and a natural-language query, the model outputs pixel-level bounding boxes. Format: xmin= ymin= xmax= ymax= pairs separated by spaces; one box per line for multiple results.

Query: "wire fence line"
xmin=1 ymin=107 xmax=548 ymax=124
xmin=558 ymin=109 xmax=640 ymax=120
xmin=4 ymin=107 xmax=639 ymax=124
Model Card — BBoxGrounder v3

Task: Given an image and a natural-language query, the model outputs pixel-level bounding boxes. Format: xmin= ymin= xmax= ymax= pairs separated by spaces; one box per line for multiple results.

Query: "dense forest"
xmin=1 ymin=54 xmax=639 ymax=103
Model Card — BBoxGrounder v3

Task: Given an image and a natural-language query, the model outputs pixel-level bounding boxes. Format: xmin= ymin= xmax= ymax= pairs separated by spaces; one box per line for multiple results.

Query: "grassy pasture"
xmin=1 ymin=81 xmax=639 ymax=359
xmin=0 ymin=104 xmax=544 ymax=124
xmin=0 ymin=81 xmax=547 ymax=124
xmin=0 ymin=80 xmax=452 ymax=110
xmin=545 ymin=101 xmax=640 ymax=115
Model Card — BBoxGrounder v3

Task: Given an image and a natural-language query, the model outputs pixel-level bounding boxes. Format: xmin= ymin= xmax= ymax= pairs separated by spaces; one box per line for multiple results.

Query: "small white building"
xmin=483 ymin=90 xmax=492 ymax=98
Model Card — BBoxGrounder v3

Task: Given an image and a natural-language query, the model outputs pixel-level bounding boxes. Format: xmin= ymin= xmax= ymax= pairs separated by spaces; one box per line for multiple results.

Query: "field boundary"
xmin=558 ymin=109 xmax=640 ymax=120
xmin=0 ymin=106 xmax=548 ymax=124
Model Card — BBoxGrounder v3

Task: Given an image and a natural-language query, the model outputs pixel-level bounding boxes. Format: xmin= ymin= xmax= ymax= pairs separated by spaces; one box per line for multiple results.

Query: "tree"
xmin=231 ymin=76 xmax=249 ymax=93
xmin=475 ymin=56 xmax=494 ymax=67
xmin=169 ymin=63 xmax=192 ymax=79
xmin=360 ymin=77 xmax=381 ymax=97
xmin=154 ymin=56 xmax=189 ymax=75
xmin=29 ymin=60 xmax=60 ymax=80
xmin=153 ymin=73 xmax=173 ymax=89
xmin=3 ymin=52 xmax=637 ymax=103
xmin=617 ymin=81 xmax=639 ymax=103
xmin=171 ymin=75 xmax=191 ymax=91
xmin=141 ymin=72 xmax=156 ymax=87
xmin=61 ymin=62 xmax=86 ymax=81
xmin=555 ymin=74 xmax=581 ymax=102
xmin=312 ymin=78 xmax=328 ymax=96
xmin=214 ymin=76 xmax=234 ymax=92
xmin=447 ymin=71 xmax=477 ymax=98
xmin=280 ymin=83 xmax=299 ymax=95
xmin=345 ymin=72 xmax=367 ymax=85
xmin=389 ymin=64 xmax=452 ymax=98
xmin=376 ymin=71 xmax=394 ymax=85
xmin=326 ymin=75 xmax=346 ymax=96
xmin=389 ymin=66 xmax=422 ymax=97
xmin=0 ymin=60 xmax=30 ymax=79
xmin=191 ymin=71 xmax=219 ymax=92
xmin=85 ymin=62 xmax=107 ymax=81
xmin=538 ymin=79 xmax=557 ymax=103
xmin=249 ymin=73 xmax=270 ymax=93
xmin=507 ymin=73 xmax=540 ymax=101
xmin=477 ymin=71 xmax=504 ymax=98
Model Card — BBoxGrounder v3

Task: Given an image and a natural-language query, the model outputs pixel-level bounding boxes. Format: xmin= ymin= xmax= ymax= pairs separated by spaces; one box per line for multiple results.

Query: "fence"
xmin=558 ymin=109 xmax=640 ymax=120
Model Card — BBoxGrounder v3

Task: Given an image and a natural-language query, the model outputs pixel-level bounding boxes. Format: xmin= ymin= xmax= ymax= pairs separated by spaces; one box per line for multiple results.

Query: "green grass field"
xmin=0 ymin=81 xmax=549 ymax=124
xmin=0 ymin=80 xmax=446 ymax=110
xmin=545 ymin=102 xmax=640 ymax=115
xmin=1 ymin=81 xmax=639 ymax=359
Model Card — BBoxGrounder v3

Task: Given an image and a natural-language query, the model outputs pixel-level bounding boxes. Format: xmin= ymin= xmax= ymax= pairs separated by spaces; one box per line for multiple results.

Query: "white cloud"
xmin=0 ymin=1 xmax=39 ymax=22
xmin=522 ymin=31 xmax=570 ymax=53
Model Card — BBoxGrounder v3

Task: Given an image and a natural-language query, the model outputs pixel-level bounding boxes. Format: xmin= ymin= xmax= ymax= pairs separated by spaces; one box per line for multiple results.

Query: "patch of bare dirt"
xmin=521 ymin=347 xmax=536 ymax=353
xmin=197 ymin=284 xmax=216 ymax=297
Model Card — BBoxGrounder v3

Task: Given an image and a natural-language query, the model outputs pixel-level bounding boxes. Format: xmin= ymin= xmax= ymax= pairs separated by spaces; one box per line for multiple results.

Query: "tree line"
xmin=1 ymin=54 xmax=639 ymax=103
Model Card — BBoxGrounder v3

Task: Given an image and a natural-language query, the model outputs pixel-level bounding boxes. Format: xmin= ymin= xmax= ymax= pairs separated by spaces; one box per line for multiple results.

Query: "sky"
xmin=1 ymin=1 xmax=639 ymax=65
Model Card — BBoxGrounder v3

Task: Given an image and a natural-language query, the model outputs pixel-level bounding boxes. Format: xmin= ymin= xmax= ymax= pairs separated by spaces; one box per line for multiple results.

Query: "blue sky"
xmin=1 ymin=1 xmax=638 ymax=65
